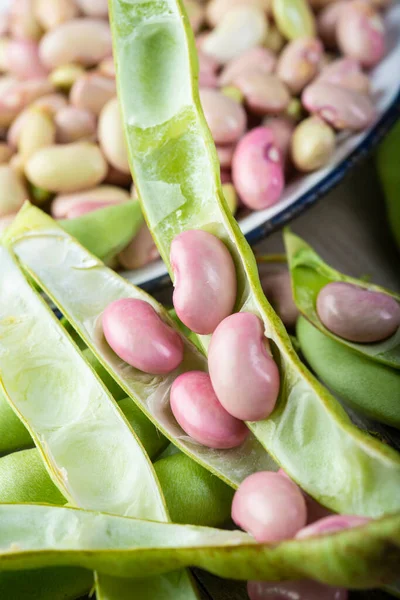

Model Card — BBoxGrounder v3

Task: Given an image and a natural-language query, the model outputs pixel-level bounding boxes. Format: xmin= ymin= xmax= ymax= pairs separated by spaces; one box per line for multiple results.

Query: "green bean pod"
xmin=0 ymin=504 xmax=399 ymax=588
xmin=284 ymin=229 xmax=400 ymax=369
xmin=376 ymin=119 xmax=400 ymax=250
xmin=106 ymin=0 xmax=400 ymax=517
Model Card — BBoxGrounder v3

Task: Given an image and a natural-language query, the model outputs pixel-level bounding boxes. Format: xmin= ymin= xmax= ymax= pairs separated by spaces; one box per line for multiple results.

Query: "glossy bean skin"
xmin=235 ymin=72 xmax=290 ymax=115
xmin=277 ymin=37 xmax=323 ymax=95
xmin=262 ymin=117 xmax=295 ymax=166
xmin=260 ymin=268 xmax=299 ymax=328
xmin=318 ymin=58 xmax=370 ymax=94
xmin=232 ymin=127 xmax=284 ymax=210
xmin=118 ymin=221 xmax=160 ymax=270
xmin=218 ymin=47 xmax=276 ymax=87
xmin=291 ymin=116 xmax=336 ymax=172
xmin=209 ymin=313 xmax=280 ymax=421
xmin=232 ymin=472 xmax=307 ymax=542
xmin=206 ymin=0 xmax=271 ymax=27
xmin=6 ymin=39 xmax=48 ymax=79
xmin=170 ymin=371 xmax=249 ymax=449
xmin=55 ymin=106 xmax=96 ymax=143
xmin=51 ymin=185 xmax=129 ymax=218
xmin=302 ymin=81 xmax=375 ymax=130
xmin=297 ymin=316 xmax=400 ymax=427
xmin=317 ymin=282 xmax=400 ymax=343
xmin=272 ymin=0 xmax=316 ymax=40
xmin=317 ymin=1 xmax=347 ymax=49
xmin=98 ymin=97 xmax=130 ymax=173
xmin=337 ymin=0 xmax=385 ymax=68
xmin=171 ymin=229 xmax=237 ymax=334
xmin=296 ymin=514 xmax=370 ymax=539
xmin=200 ymin=88 xmax=246 ymax=145
xmin=248 ymin=580 xmax=347 ymax=600
xmin=102 ymin=298 xmax=184 ymax=375
xmin=70 ymin=72 xmax=116 ymax=116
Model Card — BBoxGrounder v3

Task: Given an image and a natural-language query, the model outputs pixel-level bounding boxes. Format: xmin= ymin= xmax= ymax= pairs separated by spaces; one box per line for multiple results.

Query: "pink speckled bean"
xmin=209 ymin=313 xmax=280 ymax=421
xmin=232 ymin=127 xmax=284 ymax=210
xmin=235 ymin=72 xmax=290 ymax=115
xmin=170 ymin=371 xmax=249 ymax=449
xmin=263 ymin=117 xmax=295 ymax=166
xmin=200 ymin=88 xmax=246 ymax=144
xmin=6 ymin=40 xmax=48 ymax=79
xmin=317 ymin=1 xmax=347 ymax=49
xmin=317 ymin=281 xmax=400 ymax=343
xmin=232 ymin=472 xmax=307 ymax=542
xmin=102 ymin=298 xmax=184 ymax=375
xmin=218 ymin=47 xmax=276 ymax=87
xmin=337 ymin=0 xmax=385 ymax=68
xmin=248 ymin=580 xmax=347 ymax=600
xmin=0 ymin=77 xmax=53 ymax=127
xmin=171 ymin=229 xmax=237 ymax=335
xmin=318 ymin=58 xmax=370 ymax=94
xmin=302 ymin=81 xmax=375 ymax=130
xmin=277 ymin=38 xmax=323 ymax=95
xmin=296 ymin=514 xmax=370 ymax=539
xmin=55 ymin=106 xmax=96 ymax=143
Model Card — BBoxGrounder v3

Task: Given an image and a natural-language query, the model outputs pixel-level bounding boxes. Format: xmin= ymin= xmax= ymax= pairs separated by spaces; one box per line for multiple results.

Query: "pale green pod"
xmin=0 ymin=245 xmax=198 ymax=600
xmin=272 ymin=0 xmax=316 ymax=40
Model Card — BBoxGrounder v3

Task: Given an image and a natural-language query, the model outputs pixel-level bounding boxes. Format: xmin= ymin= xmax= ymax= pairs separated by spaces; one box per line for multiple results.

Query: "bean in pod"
xmin=206 ymin=0 xmax=271 ymax=27
xmin=70 ymin=72 xmax=116 ymax=116
xmin=0 ymin=165 xmax=28 ymax=217
xmin=232 ymin=127 xmax=284 ymax=210
xmin=317 ymin=58 xmax=370 ymax=95
xmin=296 ymin=514 xmax=371 ymax=539
xmin=337 ymin=0 xmax=385 ymax=68
xmin=218 ymin=47 xmax=276 ymax=87
xmin=260 ymin=267 xmax=299 ymax=328
xmin=34 ymin=0 xmax=80 ymax=30
xmin=247 ymin=580 xmax=347 ymax=600
xmin=102 ymin=298 xmax=184 ymax=375
xmin=170 ymin=371 xmax=249 ymax=449
xmin=200 ymin=88 xmax=246 ymax=145
xmin=98 ymin=97 xmax=130 ymax=174
xmin=25 ymin=142 xmax=107 ymax=193
xmin=232 ymin=471 xmax=307 ymax=542
xmin=316 ymin=282 xmax=400 ymax=343
xmin=202 ymin=6 xmax=268 ymax=64
xmin=118 ymin=221 xmax=159 ymax=270
xmin=209 ymin=313 xmax=280 ymax=421
xmin=55 ymin=106 xmax=96 ymax=143
xmin=276 ymin=37 xmax=323 ymax=95
xmin=291 ymin=116 xmax=336 ymax=172
xmin=272 ymin=0 xmax=316 ymax=40
xmin=302 ymin=81 xmax=375 ymax=130
xmin=39 ymin=18 xmax=112 ymax=69
xmin=171 ymin=230 xmax=237 ymax=334
xmin=235 ymin=72 xmax=290 ymax=116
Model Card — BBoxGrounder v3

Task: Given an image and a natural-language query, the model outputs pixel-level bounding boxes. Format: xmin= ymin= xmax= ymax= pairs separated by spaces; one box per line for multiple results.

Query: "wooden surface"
xmin=163 ymin=157 xmax=399 ymax=600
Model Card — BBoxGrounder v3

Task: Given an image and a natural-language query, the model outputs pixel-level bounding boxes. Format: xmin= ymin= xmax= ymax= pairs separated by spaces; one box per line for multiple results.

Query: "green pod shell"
xmin=376 ymin=119 xmax=400 ymax=249
xmin=297 ymin=316 xmax=400 ymax=427
xmin=0 ymin=391 xmax=32 ymax=456
xmin=0 ymin=568 xmax=93 ymax=600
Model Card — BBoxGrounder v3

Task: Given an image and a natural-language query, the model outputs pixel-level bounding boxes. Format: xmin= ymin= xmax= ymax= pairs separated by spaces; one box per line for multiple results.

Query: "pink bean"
xmin=262 ymin=117 xmax=295 ymax=167
xmin=66 ymin=200 xmax=116 ymax=219
xmin=200 ymin=88 xmax=246 ymax=144
xmin=318 ymin=57 xmax=370 ymax=94
xmin=171 ymin=229 xmax=237 ymax=335
xmin=220 ymin=169 xmax=232 ymax=184
xmin=235 ymin=72 xmax=290 ymax=115
xmin=248 ymin=580 xmax=347 ymax=600
xmin=277 ymin=469 xmax=332 ymax=523
xmin=218 ymin=47 xmax=276 ymax=87
xmin=170 ymin=371 xmax=249 ymax=449
xmin=337 ymin=0 xmax=385 ymax=68
xmin=70 ymin=73 xmax=116 ymax=116
xmin=232 ymin=127 xmax=284 ymax=210
xmin=0 ymin=77 xmax=53 ymax=127
xmin=6 ymin=40 xmax=48 ymax=79
xmin=296 ymin=514 xmax=370 ymax=539
xmin=51 ymin=186 xmax=129 ymax=218
xmin=208 ymin=313 xmax=280 ymax=421
xmin=276 ymin=38 xmax=323 ymax=95
xmin=9 ymin=0 xmax=42 ymax=41
xmin=317 ymin=1 xmax=347 ymax=49
xmin=232 ymin=472 xmax=307 ymax=542
xmin=118 ymin=222 xmax=159 ymax=270
xmin=198 ymin=51 xmax=219 ymax=88
xmin=260 ymin=269 xmax=299 ymax=328
xmin=102 ymin=298 xmax=184 ymax=375
xmin=216 ymin=144 xmax=235 ymax=169
xmin=302 ymin=81 xmax=375 ymax=130
xmin=55 ymin=106 xmax=96 ymax=143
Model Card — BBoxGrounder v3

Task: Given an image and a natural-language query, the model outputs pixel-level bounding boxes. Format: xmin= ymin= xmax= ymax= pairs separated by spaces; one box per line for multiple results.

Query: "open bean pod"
xmin=107 ymin=0 xmax=400 ymax=517
xmin=376 ymin=119 xmax=400 ymax=250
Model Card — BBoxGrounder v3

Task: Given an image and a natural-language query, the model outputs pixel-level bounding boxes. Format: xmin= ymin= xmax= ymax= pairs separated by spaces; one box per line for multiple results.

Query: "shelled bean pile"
xmin=0 ymin=0 xmax=392 ymax=275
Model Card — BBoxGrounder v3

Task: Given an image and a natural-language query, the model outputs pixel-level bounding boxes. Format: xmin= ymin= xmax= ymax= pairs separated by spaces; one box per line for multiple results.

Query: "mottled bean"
xmin=51 ymin=185 xmax=129 ymax=218
xmin=55 ymin=106 xmax=96 ymax=143
xmin=75 ymin=0 xmax=109 ymax=18
xmin=235 ymin=72 xmax=290 ymax=115
xmin=277 ymin=37 xmax=323 ymax=95
xmin=318 ymin=58 xmax=370 ymax=94
xmin=200 ymin=88 xmax=246 ymax=144
xmin=6 ymin=39 xmax=48 ymax=79
xmin=337 ymin=0 xmax=385 ymax=68
xmin=218 ymin=47 xmax=276 ymax=87
xmin=206 ymin=0 xmax=271 ymax=27
xmin=0 ymin=77 xmax=53 ymax=127
xmin=317 ymin=1 xmax=347 ymax=49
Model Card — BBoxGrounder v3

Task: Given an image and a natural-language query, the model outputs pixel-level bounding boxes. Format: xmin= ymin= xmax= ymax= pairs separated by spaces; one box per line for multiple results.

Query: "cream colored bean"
xmin=222 ymin=183 xmax=238 ymax=215
xmin=18 ymin=108 xmax=56 ymax=162
xmin=70 ymin=72 xmax=116 ymax=116
xmin=308 ymin=0 xmax=338 ymax=7
xmin=0 ymin=165 xmax=29 ymax=217
xmin=52 ymin=185 xmax=130 ymax=218
xmin=98 ymin=57 xmax=116 ymax=78
xmin=264 ymin=23 xmax=285 ymax=52
xmin=6 ymin=39 xmax=48 ymax=80
xmin=184 ymin=0 xmax=205 ymax=33
xmin=50 ymin=64 xmax=85 ymax=90
xmin=291 ymin=116 xmax=335 ymax=172
xmin=219 ymin=47 xmax=276 ymax=87
xmin=235 ymin=72 xmax=290 ymax=115
xmin=39 ymin=19 xmax=112 ymax=69
xmin=0 ymin=213 xmax=17 ymax=233
xmin=317 ymin=1 xmax=346 ymax=49
xmin=9 ymin=0 xmax=42 ymax=41
xmin=277 ymin=38 xmax=323 ymax=95
xmin=200 ymin=88 xmax=247 ymax=144
xmin=0 ymin=77 xmax=53 ymax=127
xmin=35 ymin=0 xmax=79 ymax=31
xmin=272 ymin=0 xmax=316 ymax=40
xmin=0 ymin=12 xmax=9 ymax=37
xmin=337 ymin=1 xmax=385 ymax=68
xmin=206 ymin=0 xmax=271 ymax=27
xmin=118 ymin=222 xmax=160 ymax=271
xmin=8 ymin=96 xmax=66 ymax=148
xmin=9 ymin=153 xmax=25 ymax=177
xmin=98 ymin=97 xmax=130 ymax=174
xmin=0 ymin=38 xmax=8 ymax=73
xmin=33 ymin=93 xmax=68 ymax=115
xmin=221 ymin=86 xmax=244 ymax=103
xmin=318 ymin=58 xmax=370 ymax=95
xmin=0 ymin=143 xmax=13 ymax=164
xmin=55 ymin=106 xmax=96 ymax=143
xmin=202 ymin=7 xmax=268 ymax=64
xmin=75 ymin=0 xmax=109 ymax=18
xmin=25 ymin=142 xmax=107 ymax=193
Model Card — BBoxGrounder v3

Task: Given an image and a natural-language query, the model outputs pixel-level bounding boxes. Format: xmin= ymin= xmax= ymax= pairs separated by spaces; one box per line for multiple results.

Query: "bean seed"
xmin=6 ymin=39 xmax=48 ymax=79
xmin=0 ymin=143 xmax=13 ymax=164
xmin=318 ymin=58 xmax=370 ymax=94
xmin=285 ymin=97 xmax=303 ymax=121
xmin=102 ymin=298 xmax=184 ymax=375
xmin=98 ymin=97 xmax=130 ymax=174
xmin=39 ymin=19 xmax=112 ymax=69
xmin=25 ymin=142 xmax=107 ymax=193
xmin=118 ymin=222 xmax=160 ymax=270
xmin=296 ymin=514 xmax=370 ymax=539
xmin=55 ymin=106 xmax=96 ymax=143
xmin=0 ymin=165 xmax=28 ymax=217
xmin=216 ymin=144 xmax=235 ymax=169
xmin=51 ymin=185 xmax=130 ymax=218
xmin=208 ymin=313 xmax=280 ymax=421
xmin=235 ymin=72 xmax=290 ymax=115
xmin=248 ymin=580 xmax=348 ymax=600
xmin=33 ymin=93 xmax=68 ymax=115
xmin=316 ymin=282 xmax=400 ymax=343
xmin=200 ymin=88 xmax=246 ymax=144
xmin=218 ymin=47 xmax=276 ymax=87
xmin=50 ymin=63 xmax=85 ymax=90
xmin=35 ymin=0 xmax=79 ymax=30
xmin=221 ymin=86 xmax=244 ymax=103
xmin=232 ymin=127 xmax=284 ymax=210
xmin=272 ymin=0 xmax=316 ymax=40
xmin=220 ymin=169 xmax=232 ymax=184
xmin=171 ymin=229 xmax=237 ymax=334
xmin=170 ymin=371 xmax=249 ymax=449
xmin=222 ymin=182 xmax=238 ymax=214
xmin=104 ymin=164 xmax=132 ymax=188
xmin=98 ymin=57 xmax=116 ymax=78
xmin=202 ymin=7 xmax=268 ymax=64
xmin=9 ymin=152 xmax=24 ymax=176
xmin=75 ymin=0 xmax=109 ymax=18
xmin=291 ymin=116 xmax=335 ymax=172
xmin=66 ymin=200 xmax=117 ymax=219
xmin=9 ymin=0 xmax=42 ymax=41
xmin=264 ymin=23 xmax=285 ymax=52
xmin=206 ymin=0 xmax=271 ymax=27
xmin=70 ymin=72 xmax=116 ymax=116
xmin=317 ymin=1 xmax=347 ymax=49
xmin=337 ymin=0 xmax=385 ymax=68
xmin=18 ymin=107 xmax=56 ymax=162
xmin=232 ymin=472 xmax=307 ymax=542
xmin=262 ymin=117 xmax=295 ymax=166
xmin=0 ymin=77 xmax=53 ymax=127
xmin=277 ymin=37 xmax=323 ymax=95
xmin=260 ymin=268 xmax=299 ymax=328
xmin=302 ymin=81 xmax=375 ymax=130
